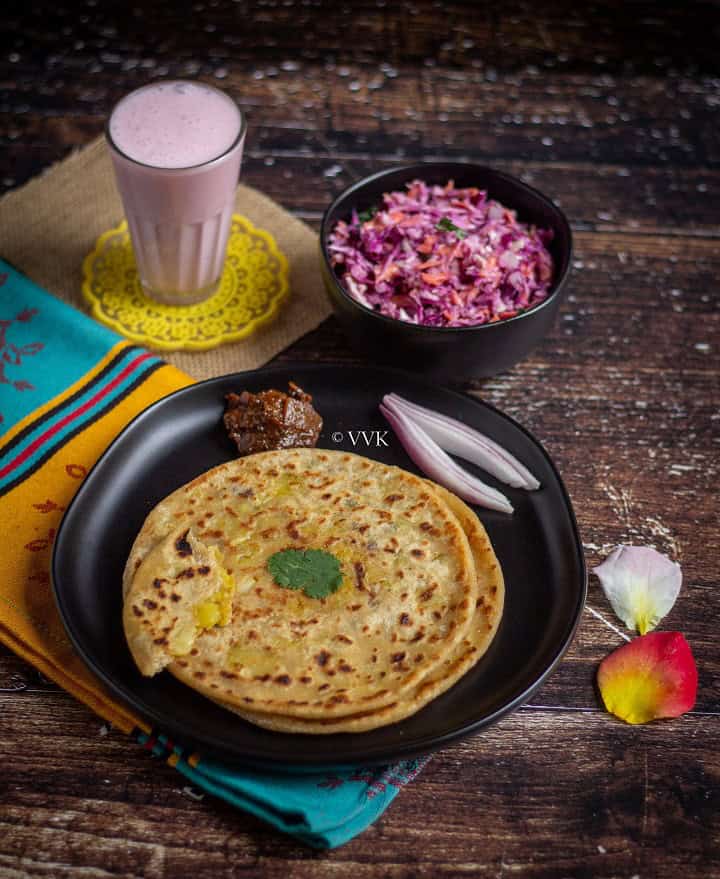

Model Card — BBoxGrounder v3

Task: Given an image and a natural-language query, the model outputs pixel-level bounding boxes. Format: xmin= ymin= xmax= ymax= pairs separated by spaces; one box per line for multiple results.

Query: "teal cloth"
xmin=1 ymin=258 xmax=431 ymax=849
xmin=139 ymin=732 xmax=430 ymax=849
xmin=0 ymin=260 xmax=125 ymax=429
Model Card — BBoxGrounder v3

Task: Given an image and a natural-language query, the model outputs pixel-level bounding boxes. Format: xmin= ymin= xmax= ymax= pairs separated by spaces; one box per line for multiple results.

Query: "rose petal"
xmin=594 ymin=545 xmax=682 ymax=635
xmin=597 ymin=632 xmax=697 ymax=724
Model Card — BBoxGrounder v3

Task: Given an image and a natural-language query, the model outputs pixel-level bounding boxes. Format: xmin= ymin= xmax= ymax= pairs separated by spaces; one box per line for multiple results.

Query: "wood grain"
xmin=0 ymin=687 xmax=718 ymax=878
xmin=1 ymin=1 xmax=718 ymax=876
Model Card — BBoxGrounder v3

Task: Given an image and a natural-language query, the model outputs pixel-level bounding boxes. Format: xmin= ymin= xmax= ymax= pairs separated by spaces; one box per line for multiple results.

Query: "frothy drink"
xmin=107 ymin=81 xmax=246 ymax=304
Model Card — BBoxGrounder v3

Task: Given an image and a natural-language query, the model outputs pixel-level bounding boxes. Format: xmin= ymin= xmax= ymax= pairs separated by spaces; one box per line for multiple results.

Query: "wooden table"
xmin=1 ymin=3 xmax=718 ymax=876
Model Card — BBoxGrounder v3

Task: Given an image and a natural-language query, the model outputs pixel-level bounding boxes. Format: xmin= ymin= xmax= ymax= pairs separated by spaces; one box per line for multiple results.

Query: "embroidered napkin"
xmin=0 ymin=260 xmax=428 ymax=849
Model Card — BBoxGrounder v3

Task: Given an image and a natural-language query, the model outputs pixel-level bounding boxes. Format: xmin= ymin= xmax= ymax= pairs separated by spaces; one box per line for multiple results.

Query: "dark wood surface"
xmin=1 ymin=2 xmax=719 ymax=876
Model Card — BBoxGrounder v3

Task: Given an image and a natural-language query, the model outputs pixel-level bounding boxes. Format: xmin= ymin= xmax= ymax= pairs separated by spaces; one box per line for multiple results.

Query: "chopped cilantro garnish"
xmin=436 ymin=217 xmax=468 ymax=238
xmin=357 ymin=205 xmax=378 ymax=223
xmin=267 ymin=548 xmax=344 ymax=599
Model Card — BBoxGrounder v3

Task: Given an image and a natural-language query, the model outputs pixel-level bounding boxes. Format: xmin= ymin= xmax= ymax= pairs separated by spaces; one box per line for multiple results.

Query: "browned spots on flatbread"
xmin=354 ymin=561 xmax=366 ymax=591
xmin=286 ymin=519 xmax=302 ymax=540
xmin=175 ymin=531 xmax=192 ymax=557
xmin=388 ymin=536 xmax=400 ymax=547
xmin=200 ymin=530 xmax=223 ymax=540
xmin=315 ymin=650 xmax=331 ymax=667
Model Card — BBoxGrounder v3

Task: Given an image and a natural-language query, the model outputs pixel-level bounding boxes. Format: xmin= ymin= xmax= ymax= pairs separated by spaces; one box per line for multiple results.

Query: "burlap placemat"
xmin=0 ymin=137 xmax=331 ymax=379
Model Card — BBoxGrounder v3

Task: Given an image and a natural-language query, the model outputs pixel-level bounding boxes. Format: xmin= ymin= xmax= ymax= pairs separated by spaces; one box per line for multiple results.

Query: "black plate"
xmin=52 ymin=365 xmax=586 ymax=770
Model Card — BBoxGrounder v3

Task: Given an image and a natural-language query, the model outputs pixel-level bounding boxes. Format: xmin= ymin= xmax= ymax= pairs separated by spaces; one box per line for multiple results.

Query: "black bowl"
xmin=319 ymin=162 xmax=573 ymax=379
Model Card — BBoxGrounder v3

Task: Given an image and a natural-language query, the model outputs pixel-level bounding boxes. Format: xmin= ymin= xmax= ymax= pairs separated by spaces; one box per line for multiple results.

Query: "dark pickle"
xmin=223 ymin=382 xmax=323 ymax=456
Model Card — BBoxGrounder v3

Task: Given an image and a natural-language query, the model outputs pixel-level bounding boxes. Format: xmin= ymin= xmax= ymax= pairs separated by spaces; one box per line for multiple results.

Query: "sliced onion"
xmin=384 ymin=393 xmax=540 ymax=490
xmin=379 ymin=403 xmax=514 ymax=515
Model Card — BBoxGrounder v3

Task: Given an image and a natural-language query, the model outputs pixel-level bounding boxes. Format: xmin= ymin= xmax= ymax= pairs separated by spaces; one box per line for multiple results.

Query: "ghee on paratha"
xmin=229 ymin=485 xmax=504 ymax=732
xmin=122 ymin=449 xmax=479 ymax=719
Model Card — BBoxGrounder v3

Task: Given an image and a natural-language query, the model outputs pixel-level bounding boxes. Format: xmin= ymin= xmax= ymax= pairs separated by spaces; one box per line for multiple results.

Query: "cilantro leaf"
xmin=267 ymin=549 xmax=344 ymax=600
xmin=357 ymin=205 xmax=378 ymax=223
xmin=436 ymin=217 xmax=468 ymax=238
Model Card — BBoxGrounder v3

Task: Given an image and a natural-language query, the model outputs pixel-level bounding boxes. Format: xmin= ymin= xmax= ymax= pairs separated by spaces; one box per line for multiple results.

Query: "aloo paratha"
xmin=123 ymin=449 xmax=479 ymax=719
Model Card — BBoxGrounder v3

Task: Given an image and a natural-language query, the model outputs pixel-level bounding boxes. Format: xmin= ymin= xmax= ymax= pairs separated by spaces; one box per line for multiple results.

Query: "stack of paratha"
xmin=123 ymin=448 xmax=504 ymax=733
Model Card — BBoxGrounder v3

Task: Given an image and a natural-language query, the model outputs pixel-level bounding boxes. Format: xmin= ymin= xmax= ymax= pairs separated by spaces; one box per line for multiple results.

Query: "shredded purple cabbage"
xmin=328 ymin=179 xmax=554 ymax=327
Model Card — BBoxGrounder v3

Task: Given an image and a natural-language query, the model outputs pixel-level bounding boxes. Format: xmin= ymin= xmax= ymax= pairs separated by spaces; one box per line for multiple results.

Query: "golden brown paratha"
xmin=123 ymin=449 xmax=479 ymax=719
xmin=229 ymin=485 xmax=504 ymax=732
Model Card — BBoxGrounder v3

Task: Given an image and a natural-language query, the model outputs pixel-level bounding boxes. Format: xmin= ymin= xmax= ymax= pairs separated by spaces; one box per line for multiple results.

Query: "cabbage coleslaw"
xmin=328 ymin=179 xmax=554 ymax=328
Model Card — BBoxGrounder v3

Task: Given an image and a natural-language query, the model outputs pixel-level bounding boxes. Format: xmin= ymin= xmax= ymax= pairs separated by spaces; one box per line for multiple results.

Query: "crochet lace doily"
xmin=82 ymin=215 xmax=289 ymax=351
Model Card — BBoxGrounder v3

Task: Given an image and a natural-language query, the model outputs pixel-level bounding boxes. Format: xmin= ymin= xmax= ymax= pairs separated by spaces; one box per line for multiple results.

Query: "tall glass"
xmin=106 ymin=81 xmax=246 ymax=305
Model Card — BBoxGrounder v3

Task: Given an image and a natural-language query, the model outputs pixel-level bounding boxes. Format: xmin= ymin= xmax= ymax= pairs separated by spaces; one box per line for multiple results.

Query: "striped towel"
xmin=0 ymin=259 xmax=429 ymax=849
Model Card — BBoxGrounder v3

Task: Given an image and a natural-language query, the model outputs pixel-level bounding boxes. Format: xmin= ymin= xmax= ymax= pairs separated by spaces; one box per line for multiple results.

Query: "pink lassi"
xmin=107 ymin=81 xmax=246 ymax=304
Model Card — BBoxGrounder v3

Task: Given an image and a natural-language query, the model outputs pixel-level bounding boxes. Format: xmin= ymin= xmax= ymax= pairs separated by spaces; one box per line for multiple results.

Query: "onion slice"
xmin=384 ymin=393 xmax=540 ymax=490
xmin=379 ymin=403 xmax=514 ymax=514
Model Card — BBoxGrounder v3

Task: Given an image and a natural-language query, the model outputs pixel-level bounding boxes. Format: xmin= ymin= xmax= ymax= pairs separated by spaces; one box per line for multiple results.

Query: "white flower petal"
xmin=593 ymin=545 xmax=682 ymax=635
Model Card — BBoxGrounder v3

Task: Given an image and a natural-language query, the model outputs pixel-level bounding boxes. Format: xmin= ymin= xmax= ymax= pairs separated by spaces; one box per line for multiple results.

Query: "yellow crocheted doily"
xmin=82 ymin=215 xmax=289 ymax=351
